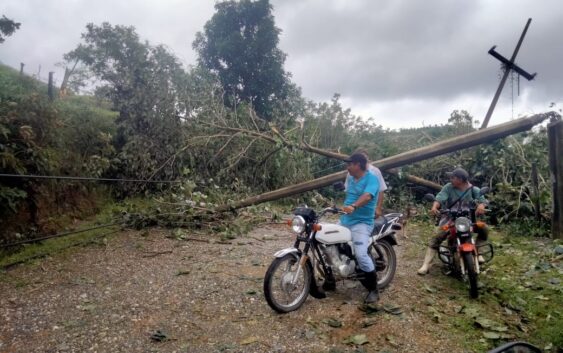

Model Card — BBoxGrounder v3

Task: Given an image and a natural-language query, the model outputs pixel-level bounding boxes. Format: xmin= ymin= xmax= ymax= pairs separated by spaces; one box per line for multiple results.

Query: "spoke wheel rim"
xmin=269 ymin=257 xmax=309 ymax=308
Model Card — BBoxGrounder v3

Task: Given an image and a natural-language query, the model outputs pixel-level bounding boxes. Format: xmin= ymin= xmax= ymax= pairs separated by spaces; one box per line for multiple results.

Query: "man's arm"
xmin=369 ymin=166 xmax=386 ymax=217
xmin=430 ymin=201 xmax=441 ymax=215
xmin=473 ymin=187 xmax=488 ymax=216
xmin=376 ymin=192 xmax=384 ymax=217
xmin=431 ymin=184 xmax=450 ymax=215
xmin=343 ymin=193 xmax=372 ymax=214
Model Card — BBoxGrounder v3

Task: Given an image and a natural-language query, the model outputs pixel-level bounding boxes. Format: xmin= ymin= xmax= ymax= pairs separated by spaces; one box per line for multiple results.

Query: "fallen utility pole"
xmin=217 ymin=112 xmax=558 ymax=211
xmin=301 ymin=141 xmax=441 ymax=190
xmin=387 ymin=168 xmax=442 ymax=191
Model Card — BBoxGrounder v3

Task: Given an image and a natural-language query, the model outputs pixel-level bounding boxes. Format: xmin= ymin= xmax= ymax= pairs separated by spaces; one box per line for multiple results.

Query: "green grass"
xmin=0 ymin=63 xmax=48 ymax=98
xmin=0 ymin=195 xmax=174 ymax=268
xmin=411 ymin=220 xmax=563 ymax=352
xmin=0 ymin=197 xmax=151 ymax=269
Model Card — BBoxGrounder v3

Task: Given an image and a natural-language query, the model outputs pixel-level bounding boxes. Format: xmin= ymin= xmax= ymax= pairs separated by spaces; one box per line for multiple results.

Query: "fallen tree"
xmin=217 ymin=112 xmax=559 ymax=211
xmin=202 ymin=114 xmax=442 ymax=190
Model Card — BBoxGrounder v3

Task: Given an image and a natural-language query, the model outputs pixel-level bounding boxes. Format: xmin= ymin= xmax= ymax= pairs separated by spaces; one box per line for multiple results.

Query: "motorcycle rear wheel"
xmin=370 ymin=240 xmax=396 ymax=289
xmin=462 ymin=252 xmax=479 ymax=299
xmin=264 ymin=254 xmax=312 ymax=313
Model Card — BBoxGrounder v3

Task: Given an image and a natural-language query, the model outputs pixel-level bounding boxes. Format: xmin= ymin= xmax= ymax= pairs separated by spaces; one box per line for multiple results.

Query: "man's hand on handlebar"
xmin=320 ymin=207 xmax=346 ymax=216
xmin=475 ymin=203 xmax=487 ymax=216
xmin=342 ymin=205 xmax=355 ymax=214
xmin=430 ymin=207 xmax=440 ymax=216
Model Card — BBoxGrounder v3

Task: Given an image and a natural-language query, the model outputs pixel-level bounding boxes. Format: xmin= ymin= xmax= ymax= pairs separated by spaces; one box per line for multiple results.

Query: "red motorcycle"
xmin=424 ymin=187 xmax=493 ymax=298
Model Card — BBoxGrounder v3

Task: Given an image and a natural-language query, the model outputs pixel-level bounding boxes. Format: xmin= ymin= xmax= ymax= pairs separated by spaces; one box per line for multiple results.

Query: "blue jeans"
xmin=340 ymin=222 xmax=375 ymax=272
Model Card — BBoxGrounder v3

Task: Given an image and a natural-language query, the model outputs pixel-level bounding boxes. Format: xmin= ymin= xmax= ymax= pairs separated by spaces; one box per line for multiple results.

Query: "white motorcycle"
xmin=264 ymin=206 xmax=403 ymax=313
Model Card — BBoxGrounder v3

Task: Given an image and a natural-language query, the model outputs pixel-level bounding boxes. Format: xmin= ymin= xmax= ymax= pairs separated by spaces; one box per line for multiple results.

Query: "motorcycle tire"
xmin=370 ymin=240 xmax=396 ymax=289
xmin=462 ymin=252 xmax=479 ymax=299
xmin=263 ymin=253 xmax=312 ymax=313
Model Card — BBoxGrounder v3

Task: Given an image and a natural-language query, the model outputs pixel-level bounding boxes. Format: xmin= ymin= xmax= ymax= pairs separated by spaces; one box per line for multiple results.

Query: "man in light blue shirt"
xmin=344 ymin=149 xmax=387 ymax=217
xmin=340 ymin=153 xmax=380 ymax=303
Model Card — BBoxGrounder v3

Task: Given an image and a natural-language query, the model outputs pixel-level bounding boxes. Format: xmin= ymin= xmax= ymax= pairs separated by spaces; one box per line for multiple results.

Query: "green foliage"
xmin=376 ymin=111 xmax=554 ymax=227
xmin=55 ymin=96 xmax=117 ymax=177
xmin=0 ymin=186 xmax=27 ymax=212
xmin=409 ymin=221 xmax=562 ymax=351
xmin=67 ymin=23 xmax=189 ymax=185
xmin=193 ymin=0 xmax=293 ymax=121
xmin=0 ymin=15 xmax=20 ymax=43
xmin=0 ymin=199 xmax=120 ymax=268
xmin=0 ymin=64 xmax=117 ymax=239
xmin=0 ymin=64 xmax=59 ymax=215
xmin=118 ymin=176 xmax=279 ymax=241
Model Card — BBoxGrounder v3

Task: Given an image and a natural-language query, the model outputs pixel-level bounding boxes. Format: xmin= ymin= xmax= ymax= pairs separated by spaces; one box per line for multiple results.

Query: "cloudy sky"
xmin=1 ymin=0 xmax=561 ymax=128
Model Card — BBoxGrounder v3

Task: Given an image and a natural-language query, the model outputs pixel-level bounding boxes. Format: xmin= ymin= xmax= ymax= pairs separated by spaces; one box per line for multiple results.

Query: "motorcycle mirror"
xmin=333 ymin=181 xmax=345 ymax=192
xmin=480 ymin=186 xmax=491 ymax=196
xmin=487 ymin=341 xmax=541 ymax=353
xmin=423 ymin=193 xmax=436 ymax=202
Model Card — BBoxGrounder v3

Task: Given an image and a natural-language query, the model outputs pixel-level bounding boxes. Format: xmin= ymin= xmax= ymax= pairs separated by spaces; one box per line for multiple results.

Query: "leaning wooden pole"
xmin=218 ymin=112 xmax=559 ymax=211
xmin=548 ymin=118 xmax=563 ymax=239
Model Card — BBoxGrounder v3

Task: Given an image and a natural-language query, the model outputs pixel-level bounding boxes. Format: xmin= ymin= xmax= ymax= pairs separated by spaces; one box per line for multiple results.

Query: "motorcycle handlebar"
xmin=320 ymin=207 xmax=346 ymax=216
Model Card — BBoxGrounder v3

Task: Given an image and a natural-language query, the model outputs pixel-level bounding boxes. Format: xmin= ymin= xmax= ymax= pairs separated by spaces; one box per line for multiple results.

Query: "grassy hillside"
xmin=0 ymin=63 xmax=118 ymax=242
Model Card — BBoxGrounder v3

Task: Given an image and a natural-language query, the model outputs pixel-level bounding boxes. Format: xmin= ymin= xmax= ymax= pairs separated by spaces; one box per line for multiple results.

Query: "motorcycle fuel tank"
xmin=315 ymin=223 xmax=352 ymax=244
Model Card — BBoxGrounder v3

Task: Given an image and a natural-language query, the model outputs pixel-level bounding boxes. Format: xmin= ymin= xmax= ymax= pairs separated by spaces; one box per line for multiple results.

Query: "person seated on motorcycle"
xmin=340 ymin=152 xmax=381 ymax=303
xmin=417 ymin=168 xmax=488 ymax=275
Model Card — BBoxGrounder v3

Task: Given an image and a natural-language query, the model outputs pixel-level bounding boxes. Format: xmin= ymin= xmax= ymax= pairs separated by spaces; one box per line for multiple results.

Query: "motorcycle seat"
xmin=373 ymin=216 xmax=388 ymax=233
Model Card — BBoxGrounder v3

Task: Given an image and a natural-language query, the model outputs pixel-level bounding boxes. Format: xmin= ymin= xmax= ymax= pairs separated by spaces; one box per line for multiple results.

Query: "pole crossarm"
xmin=481 ymin=18 xmax=535 ymax=129
xmin=488 ymin=46 xmax=536 ymax=81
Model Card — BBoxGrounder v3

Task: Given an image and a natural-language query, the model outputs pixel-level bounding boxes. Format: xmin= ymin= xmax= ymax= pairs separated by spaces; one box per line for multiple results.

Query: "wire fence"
xmin=0 ymin=173 xmax=182 ymax=183
xmin=1 ymin=228 xmax=123 ymax=269
xmin=0 ymin=221 xmax=124 ymax=248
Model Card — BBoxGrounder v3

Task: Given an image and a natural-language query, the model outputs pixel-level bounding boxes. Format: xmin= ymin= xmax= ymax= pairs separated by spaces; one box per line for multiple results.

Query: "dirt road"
xmin=0 ymin=224 xmax=470 ymax=353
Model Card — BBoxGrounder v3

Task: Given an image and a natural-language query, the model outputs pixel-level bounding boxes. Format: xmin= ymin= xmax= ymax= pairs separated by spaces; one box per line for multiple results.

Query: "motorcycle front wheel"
xmin=263 ymin=254 xmax=312 ymax=313
xmin=462 ymin=252 xmax=479 ymax=299
xmin=370 ymin=240 xmax=397 ymax=289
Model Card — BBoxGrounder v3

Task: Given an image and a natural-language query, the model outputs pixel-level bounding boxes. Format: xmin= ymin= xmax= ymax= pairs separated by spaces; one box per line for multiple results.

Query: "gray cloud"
xmin=273 ymin=0 xmax=563 ymax=105
xmin=0 ymin=0 xmax=561 ymax=127
xmin=0 ymin=0 xmax=215 ymax=81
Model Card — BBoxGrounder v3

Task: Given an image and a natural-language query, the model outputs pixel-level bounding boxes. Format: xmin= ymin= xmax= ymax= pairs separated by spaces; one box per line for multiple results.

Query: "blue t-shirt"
xmin=340 ymin=170 xmax=379 ymax=226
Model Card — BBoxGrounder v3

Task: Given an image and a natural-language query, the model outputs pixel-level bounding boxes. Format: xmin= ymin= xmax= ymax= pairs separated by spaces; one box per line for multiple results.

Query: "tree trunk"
xmin=59 ymin=59 xmax=79 ymax=98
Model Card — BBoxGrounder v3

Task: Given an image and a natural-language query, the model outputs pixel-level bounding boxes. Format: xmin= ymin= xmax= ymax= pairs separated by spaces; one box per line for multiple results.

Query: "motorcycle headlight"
xmin=455 ymin=217 xmax=471 ymax=233
xmin=291 ymin=216 xmax=306 ymax=234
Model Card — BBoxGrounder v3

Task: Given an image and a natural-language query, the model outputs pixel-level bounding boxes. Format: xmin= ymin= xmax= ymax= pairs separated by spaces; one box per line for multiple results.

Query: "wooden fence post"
xmin=20 ymin=62 xmax=24 ymax=75
xmin=548 ymin=119 xmax=563 ymax=239
xmin=47 ymin=72 xmax=54 ymax=101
